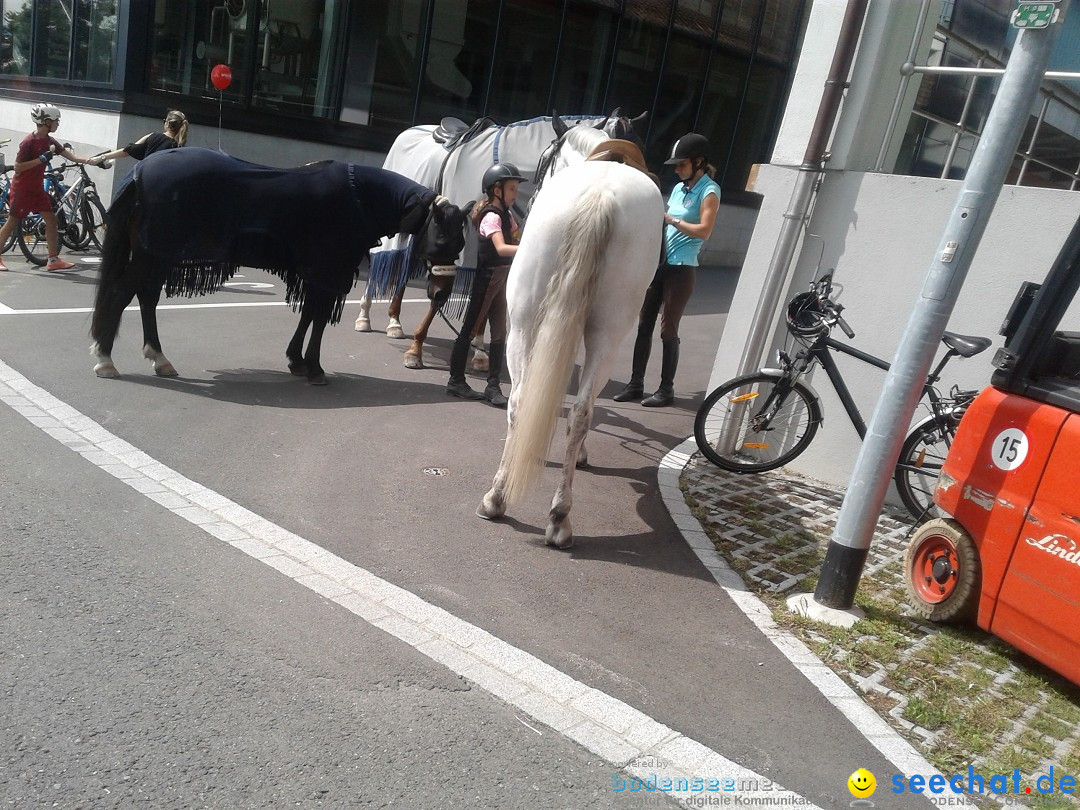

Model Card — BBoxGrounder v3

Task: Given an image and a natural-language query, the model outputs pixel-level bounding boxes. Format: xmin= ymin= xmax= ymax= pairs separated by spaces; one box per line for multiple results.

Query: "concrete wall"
xmin=0 ymin=99 xmax=384 ymax=205
xmin=710 ymin=163 xmax=1080 ymax=492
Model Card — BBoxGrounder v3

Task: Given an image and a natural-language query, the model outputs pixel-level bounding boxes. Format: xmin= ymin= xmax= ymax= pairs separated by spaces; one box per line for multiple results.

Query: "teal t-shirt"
xmin=664 ymin=174 xmax=720 ymax=266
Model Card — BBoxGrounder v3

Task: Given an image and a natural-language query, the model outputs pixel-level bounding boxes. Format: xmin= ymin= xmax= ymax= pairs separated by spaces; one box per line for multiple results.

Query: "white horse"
xmin=476 ymin=130 xmax=664 ymax=549
xmin=355 ymin=111 xmax=645 ymax=371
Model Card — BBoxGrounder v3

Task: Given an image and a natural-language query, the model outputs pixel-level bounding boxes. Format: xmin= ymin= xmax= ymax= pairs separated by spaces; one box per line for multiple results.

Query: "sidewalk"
xmin=669 ymin=443 xmax=1080 ymax=804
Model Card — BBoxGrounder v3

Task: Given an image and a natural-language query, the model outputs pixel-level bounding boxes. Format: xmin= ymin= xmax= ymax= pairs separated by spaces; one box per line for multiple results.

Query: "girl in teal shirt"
xmin=613 ymin=132 xmax=719 ymax=407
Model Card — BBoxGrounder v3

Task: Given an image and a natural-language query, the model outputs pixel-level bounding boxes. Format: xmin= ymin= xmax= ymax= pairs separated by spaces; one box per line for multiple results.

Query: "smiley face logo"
xmin=847 ymin=769 xmax=876 ymax=798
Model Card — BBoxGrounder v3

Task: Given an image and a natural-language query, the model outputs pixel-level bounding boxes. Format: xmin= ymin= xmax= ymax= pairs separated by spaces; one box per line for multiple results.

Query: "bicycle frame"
xmin=801 ymin=335 xmax=951 ymax=439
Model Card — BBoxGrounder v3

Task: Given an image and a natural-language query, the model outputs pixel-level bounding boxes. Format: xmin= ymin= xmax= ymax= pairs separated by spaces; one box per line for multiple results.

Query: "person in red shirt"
xmin=0 ymin=103 xmax=96 ymax=272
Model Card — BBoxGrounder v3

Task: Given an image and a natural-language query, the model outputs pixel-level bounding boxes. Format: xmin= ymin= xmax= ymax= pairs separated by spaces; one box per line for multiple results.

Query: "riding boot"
xmin=484 ymin=340 xmax=508 ymax=407
xmin=446 ymin=325 xmax=485 ymax=400
xmin=612 ymin=325 xmax=652 ymax=402
xmin=642 ymin=338 xmax=680 ymax=407
xmin=447 ymin=376 xmax=485 ymax=400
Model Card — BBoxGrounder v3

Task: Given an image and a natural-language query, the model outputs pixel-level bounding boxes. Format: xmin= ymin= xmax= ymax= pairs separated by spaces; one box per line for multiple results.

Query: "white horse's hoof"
xmin=386 ymin=324 xmax=405 ymax=339
xmin=94 ymin=362 xmax=119 ymax=378
xmin=155 ymin=363 xmax=178 ymax=377
xmin=403 ymin=353 xmax=424 ymax=370
xmin=545 ymin=524 xmax=574 ymax=549
xmin=469 ymin=350 xmax=489 ymax=373
xmin=354 ymin=316 xmax=372 ymax=333
xmin=476 ymin=491 xmax=506 ymax=520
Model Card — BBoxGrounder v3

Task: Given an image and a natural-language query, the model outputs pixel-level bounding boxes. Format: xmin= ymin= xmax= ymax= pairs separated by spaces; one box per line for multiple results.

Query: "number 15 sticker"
xmin=992 ymin=428 xmax=1029 ymax=471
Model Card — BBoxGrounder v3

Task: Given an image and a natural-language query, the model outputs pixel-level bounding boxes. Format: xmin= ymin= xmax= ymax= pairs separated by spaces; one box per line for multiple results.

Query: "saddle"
xmin=432 ymin=116 xmax=497 ymax=151
xmin=586 ymin=139 xmax=659 ymax=187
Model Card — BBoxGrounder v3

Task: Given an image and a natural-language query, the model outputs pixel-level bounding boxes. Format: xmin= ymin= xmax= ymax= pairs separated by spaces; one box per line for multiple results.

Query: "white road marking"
xmin=0 ymin=298 xmax=431 ymax=316
xmin=0 ymin=357 xmax=821 ymax=809
xmin=658 ymin=440 xmax=970 ymax=802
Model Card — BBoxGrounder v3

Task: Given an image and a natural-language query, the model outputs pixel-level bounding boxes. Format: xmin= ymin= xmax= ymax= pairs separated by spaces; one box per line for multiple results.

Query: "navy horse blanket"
xmin=122 ymin=147 xmax=436 ymax=323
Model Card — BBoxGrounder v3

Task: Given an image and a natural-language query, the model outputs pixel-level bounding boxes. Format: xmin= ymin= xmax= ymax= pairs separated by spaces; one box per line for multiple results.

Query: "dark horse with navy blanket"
xmin=90 ymin=147 xmax=468 ymax=384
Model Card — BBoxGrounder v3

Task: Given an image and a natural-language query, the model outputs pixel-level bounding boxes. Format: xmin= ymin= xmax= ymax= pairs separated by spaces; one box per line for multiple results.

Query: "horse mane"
xmin=561 ymin=125 xmax=611 ymax=161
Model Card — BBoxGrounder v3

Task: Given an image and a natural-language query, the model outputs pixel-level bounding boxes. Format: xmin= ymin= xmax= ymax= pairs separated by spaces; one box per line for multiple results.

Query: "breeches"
xmin=461 ymin=266 xmax=509 ymax=344
xmin=639 ymin=263 xmax=696 ymax=340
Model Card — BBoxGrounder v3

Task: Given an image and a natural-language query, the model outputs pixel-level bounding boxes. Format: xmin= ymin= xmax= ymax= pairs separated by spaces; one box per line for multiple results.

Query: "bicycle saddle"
xmin=942 ymin=331 xmax=992 ymax=357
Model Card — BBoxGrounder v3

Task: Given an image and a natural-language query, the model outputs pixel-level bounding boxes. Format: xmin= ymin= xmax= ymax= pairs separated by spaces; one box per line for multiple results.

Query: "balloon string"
xmin=217 ymin=90 xmax=223 ymax=152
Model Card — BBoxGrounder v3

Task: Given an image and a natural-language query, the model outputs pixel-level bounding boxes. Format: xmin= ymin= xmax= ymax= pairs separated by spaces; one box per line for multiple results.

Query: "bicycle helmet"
xmin=786 ymin=291 xmax=829 ymax=338
xmin=30 ymin=103 xmax=61 ymax=124
xmin=664 ymin=132 xmax=710 ymax=164
xmin=482 ymin=163 xmax=527 ymax=194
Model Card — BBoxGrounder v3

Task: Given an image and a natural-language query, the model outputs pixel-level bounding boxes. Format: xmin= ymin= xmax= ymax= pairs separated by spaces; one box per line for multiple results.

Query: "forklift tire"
xmin=903 ymin=518 xmax=981 ymax=623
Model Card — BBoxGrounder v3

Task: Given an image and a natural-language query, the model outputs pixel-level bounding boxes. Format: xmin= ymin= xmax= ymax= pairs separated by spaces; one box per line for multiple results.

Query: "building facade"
xmin=712 ymin=0 xmax=1080 ymax=493
xmin=0 ymin=0 xmax=808 ymax=263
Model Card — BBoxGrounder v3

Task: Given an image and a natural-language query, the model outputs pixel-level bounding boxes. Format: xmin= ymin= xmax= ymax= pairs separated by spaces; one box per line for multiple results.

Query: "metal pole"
xmin=734 ymin=0 xmax=870 ymax=380
xmin=814 ymin=2 xmax=1068 ymax=610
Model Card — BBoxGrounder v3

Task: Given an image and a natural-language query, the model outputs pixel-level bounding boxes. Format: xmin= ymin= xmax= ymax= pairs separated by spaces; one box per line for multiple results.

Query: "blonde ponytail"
xmin=165 ymin=110 xmax=188 ymax=147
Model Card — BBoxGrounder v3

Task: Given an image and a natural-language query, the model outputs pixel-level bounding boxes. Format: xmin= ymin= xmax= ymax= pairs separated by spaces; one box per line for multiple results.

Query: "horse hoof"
xmin=469 ymin=353 xmax=489 ymax=373
xmin=155 ymin=363 xmax=178 ymax=377
xmin=94 ymin=362 xmax=119 ymax=379
xmin=386 ymin=325 xmax=405 ymax=340
xmin=307 ymin=372 xmax=328 ymax=386
xmin=545 ymin=524 xmax=574 ymax=549
xmin=476 ymin=491 xmax=506 ymax=520
xmin=403 ymin=354 xmax=424 ymax=370
xmin=288 ymin=361 xmax=308 ymax=376
xmin=354 ymin=318 xmax=372 ymax=333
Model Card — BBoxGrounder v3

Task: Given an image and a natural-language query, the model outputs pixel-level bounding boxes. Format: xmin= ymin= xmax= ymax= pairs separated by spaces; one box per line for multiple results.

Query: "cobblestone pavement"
xmin=680 ymin=454 xmax=1080 ymax=806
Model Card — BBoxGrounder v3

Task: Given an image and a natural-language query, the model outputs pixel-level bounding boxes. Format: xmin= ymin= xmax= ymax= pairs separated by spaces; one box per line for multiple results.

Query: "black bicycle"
xmin=16 ymin=148 xmax=110 ymax=264
xmin=693 ymin=272 xmax=990 ymax=521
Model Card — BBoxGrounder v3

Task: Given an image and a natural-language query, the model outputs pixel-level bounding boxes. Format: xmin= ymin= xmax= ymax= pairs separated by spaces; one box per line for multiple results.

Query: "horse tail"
xmin=90 ymin=183 xmax=137 ymax=341
xmin=501 ymin=184 xmax=616 ymax=503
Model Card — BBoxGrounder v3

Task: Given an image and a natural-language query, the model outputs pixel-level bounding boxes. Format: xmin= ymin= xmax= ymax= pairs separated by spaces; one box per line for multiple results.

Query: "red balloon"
xmin=211 ymin=64 xmax=232 ymax=91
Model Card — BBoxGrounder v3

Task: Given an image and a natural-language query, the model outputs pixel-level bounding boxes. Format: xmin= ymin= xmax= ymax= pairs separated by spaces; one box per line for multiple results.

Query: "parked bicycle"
xmin=693 ymin=271 xmax=990 ymax=521
xmin=16 ymin=146 xmax=110 ymax=265
xmin=0 ymin=138 xmax=16 ymax=252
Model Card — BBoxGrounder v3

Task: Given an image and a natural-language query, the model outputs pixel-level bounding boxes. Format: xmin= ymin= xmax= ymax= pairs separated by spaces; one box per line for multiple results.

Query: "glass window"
xmin=149 ymin=0 xmax=248 ymax=104
xmin=485 ymin=0 xmax=561 ymax=122
xmin=74 ymin=0 xmax=118 ymax=83
xmin=606 ymin=0 xmax=668 ymax=161
xmin=33 ymin=0 xmax=73 ymax=78
xmin=252 ymin=0 xmax=343 ymax=117
xmin=415 ymin=0 xmax=498 ymax=124
xmin=717 ymin=0 xmax=763 ymax=55
xmin=148 ymin=0 xmax=340 ymax=117
xmin=0 ymin=0 xmax=32 ymax=75
xmin=339 ymin=0 xmax=426 ymax=132
xmin=652 ymin=35 xmax=709 ymax=169
xmin=0 ymin=0 xmax=115 ymax=80
xmin=548 ymin=0 xmax=619 ymax=116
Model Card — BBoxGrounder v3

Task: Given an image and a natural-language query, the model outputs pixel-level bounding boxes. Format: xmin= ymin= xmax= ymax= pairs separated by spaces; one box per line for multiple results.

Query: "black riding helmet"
xmin=664 ymin=132 xmax=710 ymax=165
xmin=482 ymin=163 xmax=527 ymax=195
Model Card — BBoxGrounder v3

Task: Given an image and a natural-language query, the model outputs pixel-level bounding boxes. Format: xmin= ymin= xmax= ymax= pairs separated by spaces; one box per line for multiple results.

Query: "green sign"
xmin=1011 ymin=2 xmax=1059 ymax=28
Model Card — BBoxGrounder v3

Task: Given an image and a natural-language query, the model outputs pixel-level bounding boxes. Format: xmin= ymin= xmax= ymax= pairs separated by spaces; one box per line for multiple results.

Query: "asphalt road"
xmin=0 ymin=252 xmax=931 ymax=808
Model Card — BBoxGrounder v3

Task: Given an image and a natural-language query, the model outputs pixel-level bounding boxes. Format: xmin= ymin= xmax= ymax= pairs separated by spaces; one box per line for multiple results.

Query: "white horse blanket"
xmin=368 ymin=115 xmax=612 ymax=315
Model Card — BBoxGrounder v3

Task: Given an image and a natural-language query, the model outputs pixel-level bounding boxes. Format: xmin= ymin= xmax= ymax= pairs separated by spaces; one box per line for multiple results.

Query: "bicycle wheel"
xmin=80 ymin=194 xmax=108 ymax=251
xmin=894 ymin=414 xmax=954 ymax=522
xmin=694 ymin=372 xmax=822 ymax=473
xmin=58 ymin=206 xmax=83 ymax=251
xmin=17 ymin=215 xmax=48 ymax=265
xmin=0 ymin=198 xmax=13 ymax=252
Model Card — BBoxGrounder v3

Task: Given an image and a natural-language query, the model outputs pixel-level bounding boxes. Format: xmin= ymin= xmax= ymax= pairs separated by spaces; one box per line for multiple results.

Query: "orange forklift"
xmin=904 ymin=215 xmax=1080 ymax=687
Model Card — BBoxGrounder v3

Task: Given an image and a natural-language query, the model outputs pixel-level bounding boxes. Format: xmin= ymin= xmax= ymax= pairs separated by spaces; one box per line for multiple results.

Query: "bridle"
xmin=529 ymin=114 xmax=639 ymax=208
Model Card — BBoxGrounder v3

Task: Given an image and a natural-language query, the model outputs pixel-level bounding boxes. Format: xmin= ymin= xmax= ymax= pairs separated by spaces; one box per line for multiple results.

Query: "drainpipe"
xmin=734 ymin=0 xmax=870 ymax=380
